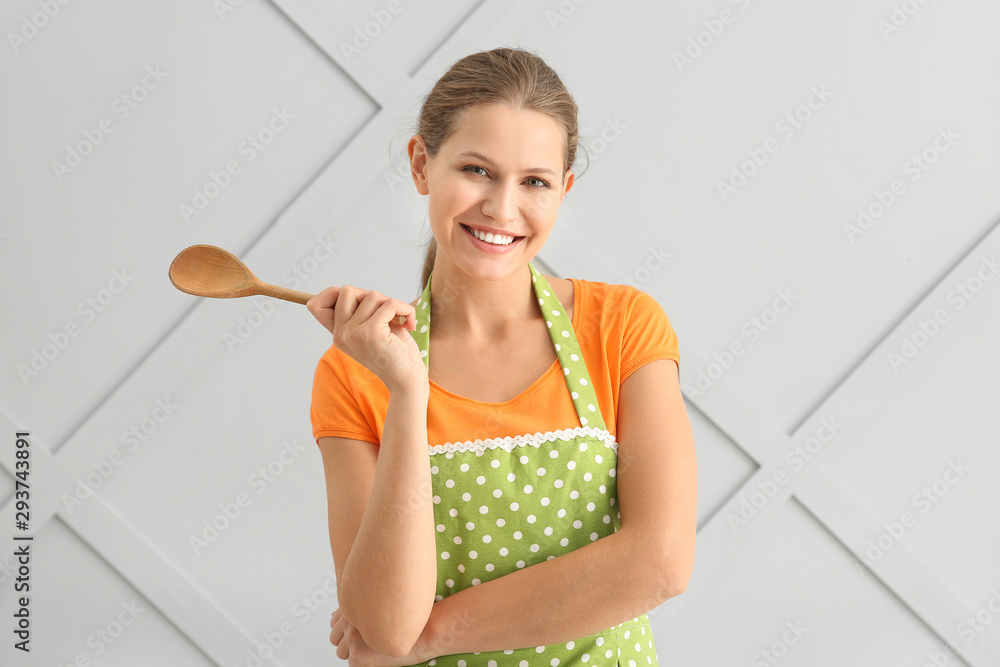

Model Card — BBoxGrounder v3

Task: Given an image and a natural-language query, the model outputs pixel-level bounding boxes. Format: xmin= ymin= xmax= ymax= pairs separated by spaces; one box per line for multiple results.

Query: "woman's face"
xmin=410 ymin=103 xmax=574 ymax=280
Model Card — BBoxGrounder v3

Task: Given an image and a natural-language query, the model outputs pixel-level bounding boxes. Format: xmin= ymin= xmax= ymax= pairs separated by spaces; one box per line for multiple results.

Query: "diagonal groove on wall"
xmin=659 ymin=215 xmax=1000 ymax=665
xmin=270 ymin=0 xmax=406 ymax=106
xmin=787 ymin=215 xmax=1000 ymax=437
xmin=0 ymin=0 xmax=559 ymax=661
xmin=1 ymin=383 xmax=290 ymax=666
xmin=3 ymin=0 xmax=995 ymax=661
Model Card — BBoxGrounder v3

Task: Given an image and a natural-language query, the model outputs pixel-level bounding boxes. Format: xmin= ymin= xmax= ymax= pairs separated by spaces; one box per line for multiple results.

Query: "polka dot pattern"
xmin=430 ymin=438 xmax=617 ymax=582
xmin=417 ymin=617 xmax=659 ymax=667
xmin=409 ymin=263 xmax=660 ymax=666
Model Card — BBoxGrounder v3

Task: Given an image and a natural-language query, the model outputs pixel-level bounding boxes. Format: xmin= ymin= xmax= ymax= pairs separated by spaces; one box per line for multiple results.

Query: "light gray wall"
xmin=2 ymin=0 xmax=998 ymax=665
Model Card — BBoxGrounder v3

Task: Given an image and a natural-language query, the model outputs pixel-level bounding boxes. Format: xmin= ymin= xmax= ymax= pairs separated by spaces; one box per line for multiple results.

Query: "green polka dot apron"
xmin=405 ymin=262 xmax=661 ymax=667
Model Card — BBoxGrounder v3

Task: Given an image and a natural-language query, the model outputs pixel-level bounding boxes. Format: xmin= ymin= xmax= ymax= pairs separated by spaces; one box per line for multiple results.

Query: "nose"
xmin=481 ymin=181 xmax=518 ymax=225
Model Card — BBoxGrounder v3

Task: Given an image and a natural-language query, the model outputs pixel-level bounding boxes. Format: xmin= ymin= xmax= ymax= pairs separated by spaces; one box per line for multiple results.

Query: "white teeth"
xmin=468 ymin=225 xmax=515 ymax=245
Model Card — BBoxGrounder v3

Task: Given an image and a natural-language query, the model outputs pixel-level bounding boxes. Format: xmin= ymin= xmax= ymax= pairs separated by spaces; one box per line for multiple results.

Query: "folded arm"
xmin=413 ymin=358 xmax=697 ymax=658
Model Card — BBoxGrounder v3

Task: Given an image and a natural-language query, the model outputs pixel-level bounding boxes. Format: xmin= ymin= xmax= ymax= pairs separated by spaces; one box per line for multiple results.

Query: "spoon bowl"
xmin=169 ymin=244 xmax=269 ymax=299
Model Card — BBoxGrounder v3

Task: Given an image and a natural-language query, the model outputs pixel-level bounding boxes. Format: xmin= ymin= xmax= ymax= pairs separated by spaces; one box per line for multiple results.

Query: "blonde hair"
xmin=412 ymin=47 xmax=584 ymax=292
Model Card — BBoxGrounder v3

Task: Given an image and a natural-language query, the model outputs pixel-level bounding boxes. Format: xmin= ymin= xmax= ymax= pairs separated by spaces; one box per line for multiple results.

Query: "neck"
xmin=428 ymin=259 xmax=538 ymax=341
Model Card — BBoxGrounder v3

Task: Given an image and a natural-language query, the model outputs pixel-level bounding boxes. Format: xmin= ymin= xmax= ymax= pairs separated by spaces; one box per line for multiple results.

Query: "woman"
xmin=307 ymin=47 xmax=697 ymax=667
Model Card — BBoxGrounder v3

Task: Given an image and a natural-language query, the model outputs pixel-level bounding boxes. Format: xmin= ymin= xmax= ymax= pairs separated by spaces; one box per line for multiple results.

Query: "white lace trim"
xmin=429 ymin=426 xmax=618 ymax=456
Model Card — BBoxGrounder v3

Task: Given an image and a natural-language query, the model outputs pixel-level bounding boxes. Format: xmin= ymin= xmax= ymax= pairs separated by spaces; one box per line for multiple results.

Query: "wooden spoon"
xmin=168 ymin=244 xmax=407 ymax=325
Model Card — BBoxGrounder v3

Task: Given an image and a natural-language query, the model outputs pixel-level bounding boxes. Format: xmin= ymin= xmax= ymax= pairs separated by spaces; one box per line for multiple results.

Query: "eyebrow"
xmin=456 ymin=151 xmax=559 ymax=177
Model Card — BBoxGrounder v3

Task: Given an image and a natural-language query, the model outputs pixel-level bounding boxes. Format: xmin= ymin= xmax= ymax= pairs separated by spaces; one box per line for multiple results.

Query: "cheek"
xmin=427 ymin=187 xmax=456 ymax=225
xmin=429 ymin=178 xmax=473 ymax=213
xmin=526 ymin=192 xmax=559 ymax=221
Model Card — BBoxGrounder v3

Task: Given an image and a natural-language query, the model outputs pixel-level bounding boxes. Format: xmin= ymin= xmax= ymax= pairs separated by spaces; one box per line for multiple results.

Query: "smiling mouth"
xmin=460 ymin=223 xmax=524 ymax=245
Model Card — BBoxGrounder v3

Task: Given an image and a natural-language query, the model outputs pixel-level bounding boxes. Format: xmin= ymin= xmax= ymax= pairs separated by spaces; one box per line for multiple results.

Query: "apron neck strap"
xmin=410 ymin=262 xmax=606 ymax=431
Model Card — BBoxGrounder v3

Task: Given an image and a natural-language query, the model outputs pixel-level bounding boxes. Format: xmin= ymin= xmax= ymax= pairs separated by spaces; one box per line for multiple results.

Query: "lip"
xmin=461 ymin=223 xmax=524 ymax=254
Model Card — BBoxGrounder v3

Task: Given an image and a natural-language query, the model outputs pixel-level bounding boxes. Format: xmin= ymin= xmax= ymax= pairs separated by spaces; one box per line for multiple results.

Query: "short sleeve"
xmin=620 ymin=287 xmax=680 ymax=384
xmin=311 ymin=346 xmax=381 ymax=446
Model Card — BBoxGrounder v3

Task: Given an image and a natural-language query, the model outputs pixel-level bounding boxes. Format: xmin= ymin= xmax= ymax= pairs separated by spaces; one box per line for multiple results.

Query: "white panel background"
xmin=1 ymin=0 xmax=998 ymax=665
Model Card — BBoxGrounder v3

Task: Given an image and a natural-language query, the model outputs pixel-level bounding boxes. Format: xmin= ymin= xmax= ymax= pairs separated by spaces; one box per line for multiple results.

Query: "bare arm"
xmin=412 ymin=358 xmax=697 ymax=658
xmin=337 ymin=385 xmax=437 ymax=656
xmin=415 ymin=525 xmax=673 ymax=658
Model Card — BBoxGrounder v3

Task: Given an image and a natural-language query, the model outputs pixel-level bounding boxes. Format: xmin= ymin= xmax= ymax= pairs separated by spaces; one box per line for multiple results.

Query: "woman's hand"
xmin=330 ymin=607 xmax=430 ymax=667
xmin=306 ymin=285 xmax=428 ymax=394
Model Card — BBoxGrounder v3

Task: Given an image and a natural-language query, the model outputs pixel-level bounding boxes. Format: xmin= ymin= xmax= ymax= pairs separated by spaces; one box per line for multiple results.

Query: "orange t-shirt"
xmin=310 ymin=278 xmax=680 ymax=448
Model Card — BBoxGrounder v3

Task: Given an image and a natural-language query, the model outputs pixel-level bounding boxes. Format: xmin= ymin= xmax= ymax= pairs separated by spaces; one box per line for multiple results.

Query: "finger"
xmin=350 ymin=289 xmax=387 ymax=326
xmin=306 ymin=286 xmax=342 ymax=334
xmin=329 ymin=618 xmax=345 ymax=646
xmin=305 ymin=285 xmax=341 ymax=311
xmin=370 ymin=298 xmax=416 ymax=331
xmin=334 ymin=285 xmax=368 ymax=327
xmin=388 ymin=298 xmax=418 ymax=330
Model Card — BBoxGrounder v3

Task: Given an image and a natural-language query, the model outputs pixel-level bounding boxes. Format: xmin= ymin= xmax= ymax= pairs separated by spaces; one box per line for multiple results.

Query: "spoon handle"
xmin=256 ymin=282 xmax=315 ymax=305
xmin=256 ymin=282 xmax=407 ymax=326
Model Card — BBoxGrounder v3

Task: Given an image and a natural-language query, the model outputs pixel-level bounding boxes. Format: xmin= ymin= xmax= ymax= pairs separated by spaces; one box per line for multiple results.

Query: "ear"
xmin=561 ymin=170 xmax=575 ymax=200
xmin=408 ymin=135 xmax=430 ymax=195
